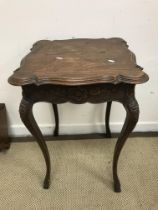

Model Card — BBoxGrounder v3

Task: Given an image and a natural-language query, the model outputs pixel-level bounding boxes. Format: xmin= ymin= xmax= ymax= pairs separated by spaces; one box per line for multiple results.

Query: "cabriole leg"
xmin=113 ymin=96 xmax=139 ymax=192
xmin=19 ymin=97 xmax=51 ymax=189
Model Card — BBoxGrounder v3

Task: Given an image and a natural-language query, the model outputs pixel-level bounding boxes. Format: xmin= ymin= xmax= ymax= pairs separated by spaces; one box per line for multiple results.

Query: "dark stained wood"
xmin=0 ymin=104 xmax=11 ymax=151
xmin=8 ymin=38 xmax=149 ymax=192
xmin=8 ymin=38 xmax=148 ymax=86
xmin=52 ymin=103 xmax=59 ymax=136
xmin=19 ymin=98 xmax=51 ymax=189
xmin=105 ymin=101 xmax=112 ymax=138
xmin=22 ymin=83 xmax=132 ymax=104
xmin=113 ymin=91 xmax=139 ymax=192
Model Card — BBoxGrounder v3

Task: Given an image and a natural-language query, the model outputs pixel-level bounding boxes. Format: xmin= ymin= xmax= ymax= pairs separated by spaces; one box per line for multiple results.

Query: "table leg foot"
xmin=19 ymin=98 xmax=51 ymax=189
xmin=114 ymin=179 xmax=121 ymax=193
xmin=43 ymin=176 xmax=50 ymax=189
xmin=52 ymin=104 xmax=59 ymax=136
xmin=113 ymin=96 xmax=139 ymax=192
xmin=105 ymin=101 xmax=112 ymax=138
xmin=0 ymin=143 xmax=10 ymax=151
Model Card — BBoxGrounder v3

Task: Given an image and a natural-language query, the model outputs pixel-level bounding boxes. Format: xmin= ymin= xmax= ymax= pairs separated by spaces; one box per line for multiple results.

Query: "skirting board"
xmin=9 ymin=122 xmax=158 ymax=137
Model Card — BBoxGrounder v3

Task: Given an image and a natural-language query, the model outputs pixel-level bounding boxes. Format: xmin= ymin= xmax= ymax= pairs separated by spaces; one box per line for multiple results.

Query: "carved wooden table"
xmin=8 ymin=38 xmax=149 ymax=192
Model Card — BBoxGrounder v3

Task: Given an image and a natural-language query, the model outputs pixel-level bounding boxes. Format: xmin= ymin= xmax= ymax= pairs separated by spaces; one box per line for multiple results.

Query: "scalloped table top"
xmin=8 ymin=38 xmax=149 ymax=86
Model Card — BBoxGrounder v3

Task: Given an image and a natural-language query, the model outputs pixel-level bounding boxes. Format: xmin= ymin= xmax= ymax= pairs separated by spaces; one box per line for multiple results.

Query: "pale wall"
xmin=0 ymin=0 xmax=157 ymax=136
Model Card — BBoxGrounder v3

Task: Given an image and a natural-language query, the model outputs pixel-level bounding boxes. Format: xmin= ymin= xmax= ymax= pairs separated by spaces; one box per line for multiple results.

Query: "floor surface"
xmin=0 ymin=137 xmax=158 ymax=210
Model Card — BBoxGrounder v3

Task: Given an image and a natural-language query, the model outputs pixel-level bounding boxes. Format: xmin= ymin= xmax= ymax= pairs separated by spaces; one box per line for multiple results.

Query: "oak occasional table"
xmin=8 ymin=38 xmax=149 ymax=192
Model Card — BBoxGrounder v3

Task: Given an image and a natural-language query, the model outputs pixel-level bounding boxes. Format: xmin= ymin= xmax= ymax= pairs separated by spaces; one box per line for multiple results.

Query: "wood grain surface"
xmin=8 ymin=38 xmax=149 ymax=86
